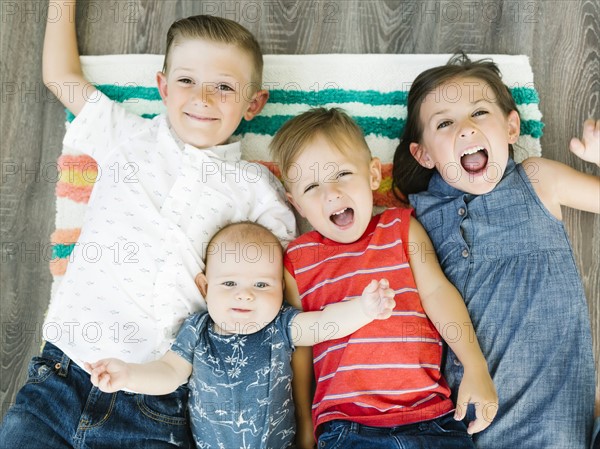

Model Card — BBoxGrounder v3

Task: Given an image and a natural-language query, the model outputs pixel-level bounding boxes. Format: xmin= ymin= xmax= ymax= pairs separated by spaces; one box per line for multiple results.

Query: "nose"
xmin=192 ymin=83 xmax=217 ymax=106
xmin=324 ymin=183 xmax=342 ymax=202
xmin=236 ymin=288 xmax=254 ymax=301
xmin=459 ymin=120 xmax=477 ymax=138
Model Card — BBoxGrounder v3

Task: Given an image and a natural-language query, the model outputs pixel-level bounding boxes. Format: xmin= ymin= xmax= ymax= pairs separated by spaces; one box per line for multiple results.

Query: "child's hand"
xmin=360 ymin=279 xmax=395 ymax=320
xmin=84 ymin=359 xmax=130 ymax=393
xmin=454 ymin=365 xmax=498 ymax=434
xmin=570 ymin=119 xmax=600 ymax=167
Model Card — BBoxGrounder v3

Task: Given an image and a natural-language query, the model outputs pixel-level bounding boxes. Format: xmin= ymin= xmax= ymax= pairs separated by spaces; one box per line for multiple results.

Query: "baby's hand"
xmin=360 ymin=279 xmax=395 ymax=320
xmin=570 ymin=119 xmax=600 ymax=166
xmin=454 ymin=365 xmax=498 ymax=434
xmin=84 ymin=358 xmax=130 ymax=393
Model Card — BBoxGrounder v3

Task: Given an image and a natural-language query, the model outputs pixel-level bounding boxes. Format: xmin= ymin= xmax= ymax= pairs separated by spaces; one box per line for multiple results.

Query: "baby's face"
xmin=286 ymin=135 xmax=382 ymax=244
xmin=157 ymin=38 xmax=259 ymax=149
xmin=204 ymin=240 xmax=284 ymax=335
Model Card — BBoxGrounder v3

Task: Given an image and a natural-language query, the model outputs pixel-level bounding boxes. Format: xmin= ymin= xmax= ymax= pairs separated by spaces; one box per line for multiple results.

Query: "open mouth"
xmin=330 ymin=208 xmax=354 ymax=227
xmin=460 ymin=147 xmax=488 ymax=174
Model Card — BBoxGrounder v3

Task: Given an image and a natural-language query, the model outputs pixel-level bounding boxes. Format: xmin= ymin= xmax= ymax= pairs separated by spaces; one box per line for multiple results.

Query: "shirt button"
xmin=458 ymin=207 xmax=466 ymax=216
xmin=462 ymin=249 xmax=470 ymax=258
xmin=453 ymin=358 xmax=462 ymax=366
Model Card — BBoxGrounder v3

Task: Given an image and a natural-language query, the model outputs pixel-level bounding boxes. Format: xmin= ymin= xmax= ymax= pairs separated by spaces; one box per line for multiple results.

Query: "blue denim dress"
xmin=410 ymin=159 xmax=594 ymax=449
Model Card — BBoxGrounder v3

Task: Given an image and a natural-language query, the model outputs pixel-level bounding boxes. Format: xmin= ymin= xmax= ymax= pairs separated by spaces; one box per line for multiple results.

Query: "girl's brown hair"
xmin=392 ymin=53 xmax=519 ymax=200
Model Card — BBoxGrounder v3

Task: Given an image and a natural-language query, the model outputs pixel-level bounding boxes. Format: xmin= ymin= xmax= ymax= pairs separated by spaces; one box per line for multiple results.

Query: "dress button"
xmin=458 ymin=207 xmax=466 ymax=216
xmin=453 ymin=358 xmax=462 ymax=366
xmin=54 ymin=363 xmax=61 ymax=370
xmin=462 ymin=249 xmax=469 ymax=258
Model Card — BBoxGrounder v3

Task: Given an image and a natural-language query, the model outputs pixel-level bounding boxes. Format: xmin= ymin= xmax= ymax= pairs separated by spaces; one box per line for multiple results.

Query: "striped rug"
xmin=51 ymin=54 xmax=544 ymax=288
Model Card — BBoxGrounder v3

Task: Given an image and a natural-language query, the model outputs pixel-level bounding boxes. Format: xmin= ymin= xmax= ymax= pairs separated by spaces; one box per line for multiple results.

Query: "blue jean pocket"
xmin=25 ymin=357 xmax=58 ymax=384
xmin=429 ymin=414 xmax=470 ymax=437
xmin=135 ymin=385 xmax=188 ymax=426
xmin=318 ymin=421 xmax=349 ymax=449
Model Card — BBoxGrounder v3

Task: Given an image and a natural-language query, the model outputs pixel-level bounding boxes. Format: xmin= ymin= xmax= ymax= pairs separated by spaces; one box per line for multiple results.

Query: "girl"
xmin=392 ymin=53 xmax=598 ymax=449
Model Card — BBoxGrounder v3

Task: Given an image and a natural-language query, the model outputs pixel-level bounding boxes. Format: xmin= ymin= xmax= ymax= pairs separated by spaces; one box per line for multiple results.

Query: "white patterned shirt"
xmin=44 ymin=93 xmax=297 ymax=367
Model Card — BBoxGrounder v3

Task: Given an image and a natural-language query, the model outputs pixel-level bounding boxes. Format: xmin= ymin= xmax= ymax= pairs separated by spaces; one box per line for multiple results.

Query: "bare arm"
xmin=291 ymin=279 xmax=394 ymax=346
xmin=408 ymin=217 xmax=497 ymax=434
xmin=285 ymin=269 xmax=316 ymax=449
xmin=523 ymin=119 xmax=600 ymax=218
xmin=85 ymin=350 xmax=192 ymax=395
xmin=43 ymin=0 xmax=96 ymax=115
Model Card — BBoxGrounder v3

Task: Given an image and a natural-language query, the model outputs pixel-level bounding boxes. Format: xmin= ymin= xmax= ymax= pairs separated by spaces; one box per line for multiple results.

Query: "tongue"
xmin=331 ymin=208 xmax=354 ymax=227
xmin=461 ymin=150 xmax=488 ymax=173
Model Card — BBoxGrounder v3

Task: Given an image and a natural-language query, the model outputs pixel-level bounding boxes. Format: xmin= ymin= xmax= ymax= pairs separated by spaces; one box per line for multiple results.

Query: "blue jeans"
xmin=317 ymin=414 xmax=474 ymax=449
xmin=0 ymin=343 xmax=192 ymax=449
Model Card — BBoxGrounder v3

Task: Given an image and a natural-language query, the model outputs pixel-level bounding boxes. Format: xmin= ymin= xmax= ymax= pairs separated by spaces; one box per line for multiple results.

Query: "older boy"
xmin=0 ymin=2 xmax=295 ymax=448
xmin=271 ymin=108 xmax=497 ymax=448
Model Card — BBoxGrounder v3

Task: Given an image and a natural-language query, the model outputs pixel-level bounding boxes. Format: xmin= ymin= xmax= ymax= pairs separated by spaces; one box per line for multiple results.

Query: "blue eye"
xmin=217 ymin=83 xmax=234 ymax=92
xmin=222 ymin=281 xmax=236 ymax=287
xmin=255 ymin=282 xmax=269 ymax=288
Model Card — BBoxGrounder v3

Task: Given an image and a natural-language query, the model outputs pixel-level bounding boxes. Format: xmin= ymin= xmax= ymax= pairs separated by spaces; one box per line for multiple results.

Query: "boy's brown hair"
xmin=270 ymin=108 xmax=372 ymax=183
xmin=162 ymin=15 xmax=264 ymax=88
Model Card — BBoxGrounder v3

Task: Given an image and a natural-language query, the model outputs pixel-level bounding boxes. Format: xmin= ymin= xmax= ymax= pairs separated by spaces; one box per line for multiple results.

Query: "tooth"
xmin=461 ymin=146 xmax=484 ymax=156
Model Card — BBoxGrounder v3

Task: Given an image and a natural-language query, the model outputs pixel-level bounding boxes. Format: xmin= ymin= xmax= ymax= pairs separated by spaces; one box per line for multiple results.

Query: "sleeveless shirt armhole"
xmin=398 ymin=207 xmax=415 ymax=259
xmin=515 ymin=163 xmax=563 ymax=224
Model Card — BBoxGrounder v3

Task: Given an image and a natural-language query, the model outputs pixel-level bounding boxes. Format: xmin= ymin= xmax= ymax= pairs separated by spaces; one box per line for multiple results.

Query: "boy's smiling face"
xmin=286 ymin=134 xmax=382 ymax=244
xmin=157 ymin=39 xmax=267 ymax=149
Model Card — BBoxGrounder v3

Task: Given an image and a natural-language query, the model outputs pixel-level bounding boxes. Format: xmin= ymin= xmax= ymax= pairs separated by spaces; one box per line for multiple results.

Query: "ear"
xmin=194 ymin=272 xmax=208 ymax=298
xmin=243 ymin=89 xmax=269 ymax=121
xmin=285 ymin=191 xmax=305 ymax=218
xmin=409 ymin=142 xmax=433 ymax=169
xmin=156 ymin=71 xmax=168 ymax=105
xmin=507 ymin=110 xmax=521 ymax=144
xmin=369 ymin=157 xmax=382 ymax=190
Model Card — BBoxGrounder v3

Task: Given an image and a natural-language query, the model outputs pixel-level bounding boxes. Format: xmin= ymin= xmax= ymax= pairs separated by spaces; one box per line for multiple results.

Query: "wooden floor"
xmin=1 ymin=0 xmax=598 ymax=419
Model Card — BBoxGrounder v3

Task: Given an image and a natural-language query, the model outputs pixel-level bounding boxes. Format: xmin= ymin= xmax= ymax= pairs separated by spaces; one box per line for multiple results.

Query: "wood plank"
xmin=1 ymin=0 xmax=597 ymax=420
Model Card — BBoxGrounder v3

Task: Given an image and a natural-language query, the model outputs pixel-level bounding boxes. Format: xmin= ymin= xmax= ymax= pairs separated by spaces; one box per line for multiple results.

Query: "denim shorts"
xmin=317 ymin=413 xmax=474 ymax=449
xmin=0 ymin=342 xmax=192 ymax=449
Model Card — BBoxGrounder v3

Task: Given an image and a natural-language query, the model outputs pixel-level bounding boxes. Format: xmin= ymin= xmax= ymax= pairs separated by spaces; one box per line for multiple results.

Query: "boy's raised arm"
xmin=43 ymin=0 xmax=96 ymax=116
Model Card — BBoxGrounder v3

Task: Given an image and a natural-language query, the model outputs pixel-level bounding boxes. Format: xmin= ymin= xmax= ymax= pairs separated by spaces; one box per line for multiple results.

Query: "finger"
xmin=364 ymin=279 xmax=379 ymax=294
xmin=467 ymin=416 xmax=489 ymax=434
xmin=467 ymin=400 xmax=498 ymax=434
xmin=454 ymin=396 xmax=468 ymax=421
xmin=378 ymin=279 xmax=389 ymax=290
xmin=569 ymin=137 xmax=585 ymax=157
